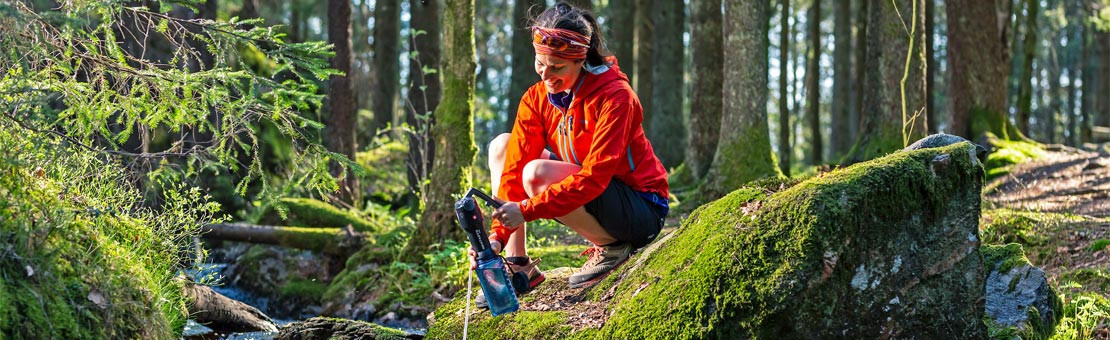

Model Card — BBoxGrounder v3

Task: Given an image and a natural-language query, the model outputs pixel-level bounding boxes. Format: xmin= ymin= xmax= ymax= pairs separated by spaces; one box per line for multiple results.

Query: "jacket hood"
xmin=575 ymin=56 xmax=630 ymax=99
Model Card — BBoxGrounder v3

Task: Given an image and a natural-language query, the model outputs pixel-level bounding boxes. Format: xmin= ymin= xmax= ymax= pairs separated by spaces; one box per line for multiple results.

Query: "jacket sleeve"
xmin=489 ymin=88 xmax=546 ymax=245
xmin=519 ymin=92 xmax=636 ymax=221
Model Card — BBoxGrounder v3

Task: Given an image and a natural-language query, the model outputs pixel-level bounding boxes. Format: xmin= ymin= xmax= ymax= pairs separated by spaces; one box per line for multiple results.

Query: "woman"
xmin=472 ymin=2 xmax=669 ymax=301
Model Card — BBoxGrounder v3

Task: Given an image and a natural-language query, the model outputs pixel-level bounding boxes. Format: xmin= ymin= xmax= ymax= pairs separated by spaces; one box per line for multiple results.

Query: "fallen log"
xmin=201 ymin=223 xmax=364 ymax=256
xmin=183 ymin=279 xmax=278 ymax=333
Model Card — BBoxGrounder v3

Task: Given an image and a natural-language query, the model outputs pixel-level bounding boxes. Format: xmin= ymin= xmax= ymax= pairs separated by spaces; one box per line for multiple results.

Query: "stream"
xmin=180 ymin=259 xmax=428 ymax=339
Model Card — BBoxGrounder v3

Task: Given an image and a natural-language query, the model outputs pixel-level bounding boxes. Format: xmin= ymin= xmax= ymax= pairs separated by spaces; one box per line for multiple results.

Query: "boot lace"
xmin=579 ymin=246 xmax=604 ymax=268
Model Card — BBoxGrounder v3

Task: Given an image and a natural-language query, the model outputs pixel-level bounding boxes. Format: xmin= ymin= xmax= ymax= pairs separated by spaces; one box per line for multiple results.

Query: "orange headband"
xmin=531 ymin=27 xmax=590 ymax=60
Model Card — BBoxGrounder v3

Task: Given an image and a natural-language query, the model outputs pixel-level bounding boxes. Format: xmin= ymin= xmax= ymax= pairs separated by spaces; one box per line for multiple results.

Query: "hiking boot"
xmin=568 ymin=242 xmax=633 ymax=289
xmin=475 ymin=257 xmax=545 ymax=309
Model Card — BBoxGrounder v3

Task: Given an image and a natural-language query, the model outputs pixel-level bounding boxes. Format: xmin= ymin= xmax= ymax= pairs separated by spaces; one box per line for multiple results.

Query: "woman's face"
xmin=535 ymin=54 xmax=584 ymax=94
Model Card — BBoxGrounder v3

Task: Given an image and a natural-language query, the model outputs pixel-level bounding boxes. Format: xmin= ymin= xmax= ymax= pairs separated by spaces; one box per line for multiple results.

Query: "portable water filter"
xmin=454 ymin=190 xmax=519 ymax=316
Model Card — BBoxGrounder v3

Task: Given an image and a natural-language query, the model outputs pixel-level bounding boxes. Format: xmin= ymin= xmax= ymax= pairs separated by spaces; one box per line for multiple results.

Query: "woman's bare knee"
xmin=488 ymin=133 xmax=511 ymax=162
xmin=522 ymin=159 xmax=546 ymax=196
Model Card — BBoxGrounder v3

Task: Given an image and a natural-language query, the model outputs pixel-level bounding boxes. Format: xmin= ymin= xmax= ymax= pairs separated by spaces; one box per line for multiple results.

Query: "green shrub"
xmin=1051 ymin=294 xmax=1110 ymax=340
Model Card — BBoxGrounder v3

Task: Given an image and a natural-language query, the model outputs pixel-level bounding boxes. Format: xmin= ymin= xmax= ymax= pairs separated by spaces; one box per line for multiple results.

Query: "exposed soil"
xmin=985 ymin=146 xmax=1110 ymax=218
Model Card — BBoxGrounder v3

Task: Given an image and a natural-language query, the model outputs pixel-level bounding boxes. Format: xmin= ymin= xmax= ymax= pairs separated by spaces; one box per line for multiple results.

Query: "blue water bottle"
xmin=455 ymin=190 xmax=519 ymax=316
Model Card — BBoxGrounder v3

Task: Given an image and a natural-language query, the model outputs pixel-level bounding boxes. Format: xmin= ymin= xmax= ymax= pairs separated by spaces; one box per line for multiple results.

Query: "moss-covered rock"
xmin=428 ymin=142 xmax=989 ymax=339
xmin=259 ymin=197 xmax=380 ymax=232
xmin=274 ymin=316 xmax=419 ymax=339
xmin=981 ymin=244 xmax=1062 ymax=339
xmin=225 ymin=244 xmax=332 ymax=318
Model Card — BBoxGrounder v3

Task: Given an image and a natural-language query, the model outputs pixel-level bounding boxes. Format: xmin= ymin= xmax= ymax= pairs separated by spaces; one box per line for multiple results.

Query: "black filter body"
xmin=455 ymin=196 xmax=494 ymax=260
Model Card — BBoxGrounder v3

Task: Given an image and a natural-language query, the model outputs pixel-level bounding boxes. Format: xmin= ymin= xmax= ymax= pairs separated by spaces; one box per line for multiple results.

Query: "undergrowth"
xmin=0 ymin=122 xmax=220 ymax=338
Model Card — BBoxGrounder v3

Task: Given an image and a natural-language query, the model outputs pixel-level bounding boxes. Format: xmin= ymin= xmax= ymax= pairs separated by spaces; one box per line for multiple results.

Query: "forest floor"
xmin=983 ymin=144 xmax=1110 ymax=338
xmin=985 ymin=145 xmax=1110 ymax=218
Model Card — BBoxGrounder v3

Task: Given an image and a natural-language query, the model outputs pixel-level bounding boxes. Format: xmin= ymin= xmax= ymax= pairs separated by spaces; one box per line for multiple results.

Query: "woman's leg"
xmin=488 ymin=133 xmax=556 ymax=258
xmin=521 ymin=159 xmax=618 ymax=246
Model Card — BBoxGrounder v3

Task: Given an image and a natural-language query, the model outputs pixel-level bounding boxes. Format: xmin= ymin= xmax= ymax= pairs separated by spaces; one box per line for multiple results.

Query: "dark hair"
xmin=531 ymin=2 xmax=612 ymax=66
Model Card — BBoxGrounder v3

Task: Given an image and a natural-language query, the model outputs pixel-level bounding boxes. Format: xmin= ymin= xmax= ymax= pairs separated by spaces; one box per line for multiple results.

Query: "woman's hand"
xmin=492 ymin=202 xmax=525 ymax=228
xmin=468 ymin=240 xmax=503 ymax=270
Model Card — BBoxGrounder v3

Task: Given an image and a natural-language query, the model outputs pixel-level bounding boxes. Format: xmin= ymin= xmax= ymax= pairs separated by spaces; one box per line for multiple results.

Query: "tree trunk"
xmin=1047 ymin=25 xmax=1062 ymax=144
xmin=407 ymin=0 xmax=476 ymax=261
xmin=830 ymin=0 xmax=851 ymax=159
xmin=1015 ymin=0 xmax=1039 ymax=136
xmin=850 ymin=0 xmax=868 ymax=149
xmin=326 ymin=0 xmax=359 ymax=205
xmin=1080 ymin=24 xmax=1092 ymax=143
xmin=505 ymin=0 xmax=543 ymax=133
xmin=704 ymin=0 xmax=781 ymax=199
xmin=778 ymin=0 xmax=791 ymax=177
xmin=200 ymin=223 xmax=364 ymax=256
xmin=686 ymin=0 xmax=722 ymax=179
xmin=635 ymin=0 xmax=654 ymax=132
xmin=406 ymin=0 xmax=443 ymax=194
xmin=945 ymin=0 xmax=1019 ymax=141
xmin=924 ymin=0 xmax=935 ymax=133
xmin=1096 ymin=27 xmax=1110 ymax=129
xmin=649 ymin=0 xmax=686 ymax=168
xmin=607 ymin=0 xmax=636 ymax=81
xmin=804 ymin=0 xmax=822 ymax=165
xmin=371 ymin=0 xmax=401 ymax=135
xmin=845 ymin=0 xmax=926 ymax=164
xmin=1064 ymin=2 xmax=1080 ymax=146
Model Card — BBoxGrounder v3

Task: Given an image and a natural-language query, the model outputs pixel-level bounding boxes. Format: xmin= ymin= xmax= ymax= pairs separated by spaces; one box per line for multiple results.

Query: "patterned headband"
xmin=531 ymin=27 xmax=590 ymax=60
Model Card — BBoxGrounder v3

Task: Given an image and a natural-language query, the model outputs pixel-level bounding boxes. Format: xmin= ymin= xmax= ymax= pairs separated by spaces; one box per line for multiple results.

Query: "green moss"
xmin=259 ymin=197 xmax=379 ymax=232
xmin=982 ymin=133 xmax=1046 ymax=181
xmin=1087 ymin=239 xmax=1110 ymax=253
xmin=355 ymin=140 xmax=410 ymax=204
xmin=282 ymin=316 xmax=415 ymax=339
xmin=980 ymin=209 xmax=1091 ymax=265
xmin=272 ymin=226 xmax=348 ymax=254
xmin=280 ymin=279 xmax=327 ymax=302
xmin=980 ymin=243 xmax=1032 ymax=274
xmin=425 ymin=294 xmax=577 ymax=340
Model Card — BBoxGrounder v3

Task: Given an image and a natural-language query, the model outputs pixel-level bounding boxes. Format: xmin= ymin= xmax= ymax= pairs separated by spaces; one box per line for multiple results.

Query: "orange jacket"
xmin=490 ymin=61 xmax=669 ymax=245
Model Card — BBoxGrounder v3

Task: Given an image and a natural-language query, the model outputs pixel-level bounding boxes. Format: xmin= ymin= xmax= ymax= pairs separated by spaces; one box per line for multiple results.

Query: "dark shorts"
xmin=580 ymin=179 xmax=665 ymax=249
